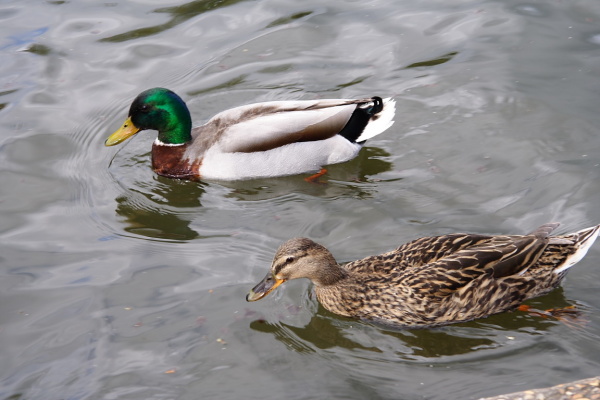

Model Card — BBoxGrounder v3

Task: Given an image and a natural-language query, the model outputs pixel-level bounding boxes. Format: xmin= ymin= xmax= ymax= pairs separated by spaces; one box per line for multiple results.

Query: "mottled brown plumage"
xmin=247 ymin=223 xmax=600 ymax=328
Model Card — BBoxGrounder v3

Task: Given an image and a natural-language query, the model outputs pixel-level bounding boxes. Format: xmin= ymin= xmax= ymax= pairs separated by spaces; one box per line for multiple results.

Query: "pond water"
xmin=1 ymin=0 xmax=600 ymax=399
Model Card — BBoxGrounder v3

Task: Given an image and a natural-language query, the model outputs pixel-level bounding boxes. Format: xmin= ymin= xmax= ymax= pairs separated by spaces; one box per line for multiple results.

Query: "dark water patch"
xmin=266 ymin=11 xmax=314 ymax=29
xmin=19 ymin=43 xmax=52 ymax=56
xmin=100 ymin=0 xmax=247 ymax=43
xmin=403 ymin=51 xmax=459 ymax=69
xmin=187 ymin=75 xmax=249 ymax=96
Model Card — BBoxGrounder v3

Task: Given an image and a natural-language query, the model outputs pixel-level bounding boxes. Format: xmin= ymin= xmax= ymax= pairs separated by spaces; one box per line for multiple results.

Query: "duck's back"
xmin=184 ymin=98 xmax=394 ymax=180
xmin=186 ymin=99 xmax=365 ymax=158
xmin=315 ymin=224 xmax=599 ymax=327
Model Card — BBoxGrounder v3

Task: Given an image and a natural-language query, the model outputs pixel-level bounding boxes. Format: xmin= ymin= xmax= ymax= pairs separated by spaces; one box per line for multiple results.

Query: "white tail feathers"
xmin=553 ymin=224 xmax=600 ymax=274
xmin=356 ymin=98 xmax=396 ymax=142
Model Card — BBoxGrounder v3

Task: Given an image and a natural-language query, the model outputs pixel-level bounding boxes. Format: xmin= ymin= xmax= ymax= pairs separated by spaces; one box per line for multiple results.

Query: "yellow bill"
xmin=105 ymin=117 xmax=141 ymax=146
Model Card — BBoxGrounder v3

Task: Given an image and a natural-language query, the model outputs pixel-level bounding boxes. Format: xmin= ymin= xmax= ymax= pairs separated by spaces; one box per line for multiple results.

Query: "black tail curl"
xmin=370 ymin=96 xmax=384 ymax=114
xmin=338 ymin=97 xmax=385 ymax=143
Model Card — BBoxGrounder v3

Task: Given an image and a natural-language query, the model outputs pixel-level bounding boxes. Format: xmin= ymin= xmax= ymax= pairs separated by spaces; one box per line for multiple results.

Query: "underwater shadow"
xmin=114 ymin=175 xmax=207 ymax=241
xmin=249 ymin=288 xmax=585 ymax=359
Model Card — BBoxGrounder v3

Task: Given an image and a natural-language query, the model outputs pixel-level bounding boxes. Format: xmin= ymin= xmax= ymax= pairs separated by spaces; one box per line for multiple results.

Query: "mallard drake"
xmin=105 ymin=88 xmax=395 ymax=181
xmin=247 ymin=223 xmax=600 ymax=328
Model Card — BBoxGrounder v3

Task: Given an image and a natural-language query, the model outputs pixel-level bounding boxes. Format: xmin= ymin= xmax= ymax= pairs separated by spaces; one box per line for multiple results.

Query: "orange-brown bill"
xmin=246 ymin=272 xmax=285 ymax=302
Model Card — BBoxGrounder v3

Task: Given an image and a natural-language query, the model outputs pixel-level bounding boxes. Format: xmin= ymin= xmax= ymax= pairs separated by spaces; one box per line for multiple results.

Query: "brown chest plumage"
xmin=151 ymin=143 xmax=201 ymax=180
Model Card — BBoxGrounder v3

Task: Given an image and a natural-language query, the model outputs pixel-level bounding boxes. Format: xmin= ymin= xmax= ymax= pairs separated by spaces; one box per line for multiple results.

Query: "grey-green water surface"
xmin=1 ymin=1 xmax=600 ymax=399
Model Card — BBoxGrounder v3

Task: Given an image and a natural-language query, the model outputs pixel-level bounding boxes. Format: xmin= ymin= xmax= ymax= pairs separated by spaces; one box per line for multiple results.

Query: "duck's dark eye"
xmin=286 ymin=256 xmax=294 ymax=263
xmin=140 ymin=105 xmax=150 ymax=112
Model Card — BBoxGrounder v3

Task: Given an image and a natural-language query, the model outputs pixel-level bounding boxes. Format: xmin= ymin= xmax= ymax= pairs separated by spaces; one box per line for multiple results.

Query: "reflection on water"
xmin=222 ymin=147 xmax=394 ymax=201
xmin=249 ymin=287 xmax=589 ymax=361
xmin=109 ymin=143 xmax=394 ymax=240
xmin=115 ymin=194 xmax=201 ymax=240
xmin=251 ymin=313 xmax=384 ymax=354
xmin=111 ymin=157 xmax=208 ymax=239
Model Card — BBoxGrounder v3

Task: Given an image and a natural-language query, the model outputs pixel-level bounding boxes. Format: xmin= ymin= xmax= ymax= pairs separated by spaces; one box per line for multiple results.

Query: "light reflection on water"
xmin=1 ymin=0 xmax=600 ymax=399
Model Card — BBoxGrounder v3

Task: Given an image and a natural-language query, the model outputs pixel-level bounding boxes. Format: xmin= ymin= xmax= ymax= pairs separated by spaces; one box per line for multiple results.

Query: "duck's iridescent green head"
xmin=105 ymin=88 xmax=192 ymax=146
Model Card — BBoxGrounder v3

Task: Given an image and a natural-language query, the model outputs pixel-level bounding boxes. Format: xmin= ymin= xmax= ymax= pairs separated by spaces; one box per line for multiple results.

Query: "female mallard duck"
xmin=247 ymin=223 xmax=600 ymax=328
xmin=105 ymin=88 xmax=395 ymax=181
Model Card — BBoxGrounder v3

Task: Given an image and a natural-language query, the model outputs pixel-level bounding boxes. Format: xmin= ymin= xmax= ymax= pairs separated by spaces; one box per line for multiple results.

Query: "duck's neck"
xmin=154 ymin=138 xmax=187 ymax=147
xmin=157 ymin=123 xmax=192 ymax=145
xmin=156 ymin=105 xmax=193 ymax=145
xmin=319 ymin=266 xmax=347 ymax=286
xmin=313 ymin=261 xmax=348 ymax=287
xmin=313 ymin=268 xmax=353 ymax=318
